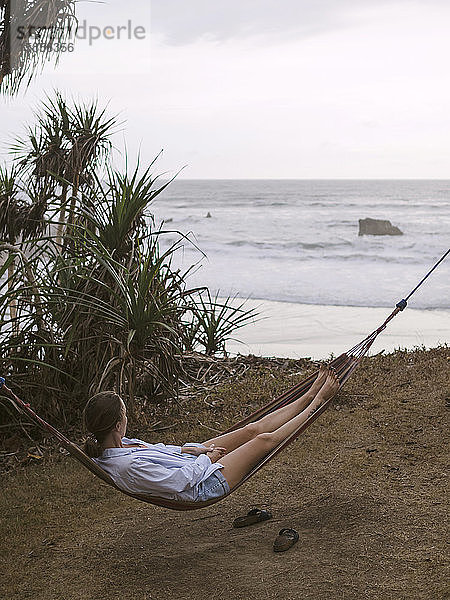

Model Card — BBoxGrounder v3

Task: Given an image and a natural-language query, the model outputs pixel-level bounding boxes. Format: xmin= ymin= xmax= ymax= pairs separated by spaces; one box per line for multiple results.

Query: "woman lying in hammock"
xmin=83 ymin=365 xmax=340 ymax=503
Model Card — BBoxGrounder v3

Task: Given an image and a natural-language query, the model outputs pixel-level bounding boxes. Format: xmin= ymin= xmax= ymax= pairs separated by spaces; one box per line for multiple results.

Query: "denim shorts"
xmin=196 ymin=470 xmax=230 ymax=502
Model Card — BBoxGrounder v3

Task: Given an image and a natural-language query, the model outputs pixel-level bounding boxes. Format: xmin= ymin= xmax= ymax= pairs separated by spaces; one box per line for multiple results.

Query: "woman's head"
xmin=82 ymin=391 xmax=127 ymax=457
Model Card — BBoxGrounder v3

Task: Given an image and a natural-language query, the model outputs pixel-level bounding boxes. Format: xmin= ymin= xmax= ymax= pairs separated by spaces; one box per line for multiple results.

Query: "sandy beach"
xmin=225 ymin=298 xmax=450 ymax=359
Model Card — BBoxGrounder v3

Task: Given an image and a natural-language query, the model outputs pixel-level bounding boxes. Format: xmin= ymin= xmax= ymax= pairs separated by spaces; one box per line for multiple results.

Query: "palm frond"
xmin=192 ymin=291 xmax=261 ymax=355
xmin=1 ymin=0 xmax=77 ymax=95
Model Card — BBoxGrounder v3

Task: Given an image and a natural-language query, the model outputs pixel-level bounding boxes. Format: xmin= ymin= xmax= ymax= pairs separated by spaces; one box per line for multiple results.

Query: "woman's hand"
xmin=182 ymin=444 xmax=227 ymax=460
xmin=206 ymin=445 xmax=227 ymax=463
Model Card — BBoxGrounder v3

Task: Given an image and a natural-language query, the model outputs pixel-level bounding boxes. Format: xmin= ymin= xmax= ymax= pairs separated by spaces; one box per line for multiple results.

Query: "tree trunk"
xmin=0 ymin=0 xmax=12 ymax=82
xmin=68 ymin=174 xmax=80 ymax=225
xmin=7 ymin=254 xmax=18 ymax=335
xmin=1 ymin=244 xmax=48 ymax=337
xmin=55 ymin=182 xmax=69 ymax=248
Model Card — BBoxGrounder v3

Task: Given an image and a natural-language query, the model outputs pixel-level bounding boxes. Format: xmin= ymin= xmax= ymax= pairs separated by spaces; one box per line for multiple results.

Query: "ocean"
xmin=152 ymin=179 xmax=450 ymax=311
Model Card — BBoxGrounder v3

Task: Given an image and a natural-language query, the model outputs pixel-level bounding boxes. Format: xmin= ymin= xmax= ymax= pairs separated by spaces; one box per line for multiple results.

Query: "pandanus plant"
xmin=0 ymin=0 xmax=77 ymax=95
xmin=0 ymin=93 xmax=259 ymax=427
xmin=43 ymin=161 xmax=199 ymax=414
xmin=0 ymin=164 xmax=23 ymax=328
xmin=0 ymin=163 xmax=50 ymax=331
xmin=188 ymin=290 xmax=260 ymax=356
xmin=11 ymin=92 xmax=118 ymax=249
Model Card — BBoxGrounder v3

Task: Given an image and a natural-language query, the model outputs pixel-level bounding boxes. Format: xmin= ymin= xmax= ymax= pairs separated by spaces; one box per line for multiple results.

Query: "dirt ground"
xmin=1 ymin=347 xmax=449 ymax=600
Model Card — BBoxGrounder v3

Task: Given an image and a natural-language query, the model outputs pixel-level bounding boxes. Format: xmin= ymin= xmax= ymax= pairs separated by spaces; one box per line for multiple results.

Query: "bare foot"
xmin=309 ymin=364 xmax=329 ymax=396
xmin=316 ymin=370 xmax=340 ymax=402
xmin=304 ymin=369 xmax=340 ymax=418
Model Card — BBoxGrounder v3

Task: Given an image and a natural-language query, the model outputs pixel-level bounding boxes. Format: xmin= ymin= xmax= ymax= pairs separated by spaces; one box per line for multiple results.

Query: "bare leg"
xmin=218 ymin=371 xmax=340 ymax=488
xmin=202 ymin=365 xmax=329 ymax=452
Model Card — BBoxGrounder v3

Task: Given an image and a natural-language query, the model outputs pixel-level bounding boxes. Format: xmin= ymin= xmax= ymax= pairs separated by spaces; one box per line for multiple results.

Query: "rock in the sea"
xmin=206 ymin=212 xmax=212 ymax=218
xmin=358 ymin=218 xmax=403 ymax=236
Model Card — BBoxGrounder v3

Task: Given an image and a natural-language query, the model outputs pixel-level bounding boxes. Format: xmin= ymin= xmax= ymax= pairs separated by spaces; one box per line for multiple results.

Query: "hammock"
xmin=1 ymin=249 xmax=448 ymax=511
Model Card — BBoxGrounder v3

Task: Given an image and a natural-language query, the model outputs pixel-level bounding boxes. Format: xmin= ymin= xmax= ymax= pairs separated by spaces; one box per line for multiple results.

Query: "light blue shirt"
xmin=93 ymin=437 xmax=224 ymax=501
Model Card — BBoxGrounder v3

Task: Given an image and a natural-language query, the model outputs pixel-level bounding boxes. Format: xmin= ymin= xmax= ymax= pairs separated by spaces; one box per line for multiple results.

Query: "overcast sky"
xmin=1 ymin=0 xmax=450 ymax=178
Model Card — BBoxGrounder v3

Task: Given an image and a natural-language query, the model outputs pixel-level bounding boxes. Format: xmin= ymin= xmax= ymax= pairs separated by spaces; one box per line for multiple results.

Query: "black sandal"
xmin=232 ymin=508 xmax=273 ymax=528
xmin=273 ymin=528 xmax=299 ymax=552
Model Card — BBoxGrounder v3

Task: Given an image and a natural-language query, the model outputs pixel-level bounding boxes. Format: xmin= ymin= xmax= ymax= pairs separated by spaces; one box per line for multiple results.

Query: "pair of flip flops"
xmin=232 ymin=509 xmax=299 ymax=552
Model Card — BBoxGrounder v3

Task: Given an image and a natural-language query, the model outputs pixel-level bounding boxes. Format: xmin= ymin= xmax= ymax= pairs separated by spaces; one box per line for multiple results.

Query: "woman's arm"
xmin=181 ymin=444 xmax=226 ymax=458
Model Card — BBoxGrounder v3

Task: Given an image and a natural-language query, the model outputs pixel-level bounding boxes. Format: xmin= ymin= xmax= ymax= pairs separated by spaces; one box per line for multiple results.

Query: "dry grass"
xmin=0 ymin=347 xmax=449 ymax=600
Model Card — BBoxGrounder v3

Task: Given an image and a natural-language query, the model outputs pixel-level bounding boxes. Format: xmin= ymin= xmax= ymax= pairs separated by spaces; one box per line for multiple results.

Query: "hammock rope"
xmin=1 ymin=248 xmax=448 ymax=511
xmin=404 ymin=247 xmax=449 ymax=302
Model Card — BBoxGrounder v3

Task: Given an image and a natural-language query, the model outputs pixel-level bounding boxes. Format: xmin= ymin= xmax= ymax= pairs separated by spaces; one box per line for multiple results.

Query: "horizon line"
xmin=168 ymin=177 xmax=450 ymax=181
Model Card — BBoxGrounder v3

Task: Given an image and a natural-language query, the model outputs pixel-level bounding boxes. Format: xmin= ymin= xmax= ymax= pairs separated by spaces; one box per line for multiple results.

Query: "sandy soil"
xmin=1 ymin=347 xmax=449 ymax=600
